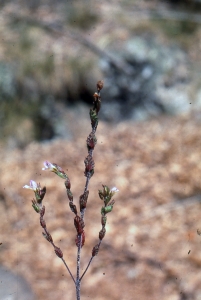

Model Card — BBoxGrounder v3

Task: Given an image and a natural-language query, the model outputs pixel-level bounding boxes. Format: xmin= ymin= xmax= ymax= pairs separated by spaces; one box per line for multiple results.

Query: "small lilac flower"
xmin=110 ymin=187 xmax=119 ymax=194
xmin=23 ymin=180 xmax=46 ymax=204
xmin=42 ymin=161 xmax=67 ymax=179
xmin=42 ymin=161 xmax=56 ymax=172
xmin=23 ymin=180 xmax=38 ymax=191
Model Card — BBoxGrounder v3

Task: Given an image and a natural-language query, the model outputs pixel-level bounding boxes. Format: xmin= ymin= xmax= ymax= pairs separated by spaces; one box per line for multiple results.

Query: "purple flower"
xmin=42 ymin=161 xmax=56 ymax=172
xmin=23 ymin=180 xmax=46 ymax=204
xmin=23 ymin=180 xmax=39 ymax=191
xmin=42 ymin=161 xmax=67 ymax=179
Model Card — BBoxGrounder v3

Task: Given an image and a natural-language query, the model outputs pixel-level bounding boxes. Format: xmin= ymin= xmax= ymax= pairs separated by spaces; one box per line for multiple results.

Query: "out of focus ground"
xmin=1 ymin=110 xmax=201 ymax=299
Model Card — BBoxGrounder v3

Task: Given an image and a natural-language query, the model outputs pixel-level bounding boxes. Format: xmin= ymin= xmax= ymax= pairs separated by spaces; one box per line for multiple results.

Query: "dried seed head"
xmin=54 ymin=246 xmax=63 ymax=258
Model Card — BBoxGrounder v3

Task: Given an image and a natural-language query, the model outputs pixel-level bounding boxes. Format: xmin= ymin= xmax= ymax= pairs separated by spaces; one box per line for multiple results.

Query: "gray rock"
xmin=0 ymin=266 xmax=35 ymax=300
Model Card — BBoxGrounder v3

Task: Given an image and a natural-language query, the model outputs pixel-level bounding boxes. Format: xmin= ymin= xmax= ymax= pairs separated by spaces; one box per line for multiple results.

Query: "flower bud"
xmin=64 ymin=178 xmax=71 ymax=190
xmin=101 ymin=205 xmax=113 ymax=215
xmin=40 ymin=217 xmax=46 ymax=229
xmin=69 ymin=202 xmax=77 ymax=215
xmin=93 ymin=93 xmax=101 ymax=114
xmin=75 ymin=231 xmax=85 ymax=248
xmin=89 ymin=109 xmax=98 ymax=129
xmin=79 ymin=190 xmax=89 ymax=211
xmin=97 ymin=80 xmax=104 ymax=91
xmin=99 ymin=228 xmax=106 ymax=240
xmin=101 ymin=215 xmax=107 ymax=226
xmin=32 ymin=199 xmax=40 ymax=213
xmin=39 ymin=187 xmax=46 ymax=202
xmin=84 ymin=155 xmax=95 ymax=178
xmin=74 ymin=216 xmax=84 ymax=234
xmin=67 ymin=189 xmax=73 ymax=202
xmin=86 ymin=132 xmax=97 ymax=151
xmin=42 ymin=231 xmax=53 ymax=243
xmin=54 ymin=246 xmax=63 ymax=258
xmin=84 ymin=155 xmax=95 ymax=172
xmin=92 ymin=244 xmax=99 ymax=257
xmin=40 ymin=206 xmax=45 ymax=217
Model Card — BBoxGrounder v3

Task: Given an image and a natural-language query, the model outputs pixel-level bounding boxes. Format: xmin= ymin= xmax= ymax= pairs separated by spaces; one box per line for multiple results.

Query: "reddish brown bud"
xmin=97 ymin=80 xmax=104 ymax=91
xmin=69 ymin=201 xmax=77 ymax=215
xmin=93 ymin=92 xmax=99 ymax=101
xmin=81 ymin=231 xmax=85 ymax=247
xmin=92 ymin=244 xmax=99 ymax=257
xmin=42 ymin=231 xmax=53 ymax=243
xmin=67 ymin=189 xmax=73 ymax=202
xmin=40 ymin=206 xmax=45 ymax=217
xmin=54 ymin=246 xmax=63 ymax=258
xmin=75 ymin=231 xmax=85 ymax=248
xmin=84 ymin=155 xmax=94 ymax=172
xmin=40 ymin=217 xmax=46 ymax=229
xmin=39 ymin=187 xmax=46 ymax=202
xmin=64 ymin=178 xmax=71 ymax=190
xmin=74 ymin=216 xmax=84 ymax=234
xmin=99 ymin=227 xmax=106 ymax=240
xmin=86 ymin=132 xmax=97 ymax=151
xmin=79 ymin=190 xmax=89 ymax=211
xmin=93 ymin=93 xmax=101 ymax=114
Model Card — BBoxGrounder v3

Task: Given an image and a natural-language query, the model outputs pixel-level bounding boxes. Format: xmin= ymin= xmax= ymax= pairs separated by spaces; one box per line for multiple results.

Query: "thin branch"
xmin=42 ymin=226 xmax=76 ymax=284
xmin=80 ymin=241 xmax=101 ymax=282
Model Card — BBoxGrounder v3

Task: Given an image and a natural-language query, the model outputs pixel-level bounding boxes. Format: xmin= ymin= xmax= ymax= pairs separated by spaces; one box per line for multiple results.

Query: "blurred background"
xmin=1 ymin=0 xmax=201 ymax=299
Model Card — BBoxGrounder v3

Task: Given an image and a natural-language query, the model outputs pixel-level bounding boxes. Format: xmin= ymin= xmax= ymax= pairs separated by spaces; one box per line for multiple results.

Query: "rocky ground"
xmin=1 ymin=109 xmax=201 ymax=300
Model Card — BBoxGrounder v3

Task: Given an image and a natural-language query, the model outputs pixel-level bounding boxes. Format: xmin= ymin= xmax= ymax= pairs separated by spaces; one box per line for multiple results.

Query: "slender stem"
xmin=76 ymin=234 xmax=82 ymax=300
xmin=80 ymin=257 xmax=93 ymax=282
xmin=61 ymin=257 xmax=76 ymax=285
xmin=80 ymin=240 xmax=102 ymax=282
xmin=43 ymin=227 xmax=75 ymax=284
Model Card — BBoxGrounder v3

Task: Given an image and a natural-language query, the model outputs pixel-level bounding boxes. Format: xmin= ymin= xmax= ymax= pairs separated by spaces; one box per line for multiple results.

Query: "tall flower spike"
xmin=42 ymin=161 xmax=67 ymax=179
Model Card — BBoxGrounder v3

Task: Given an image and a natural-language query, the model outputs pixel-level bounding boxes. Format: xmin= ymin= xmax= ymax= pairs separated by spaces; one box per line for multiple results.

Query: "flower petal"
xmin=23 ymin=185 xmax=31 ymax=189
xmin=30 ymin=180 xmax=38 ymax=190
xmin=111 ymin=187 xmax=119 ymax=193
xmin=42 ymin=161 xmax=54 ymax=171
